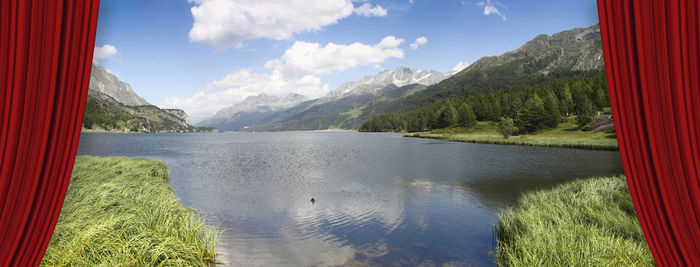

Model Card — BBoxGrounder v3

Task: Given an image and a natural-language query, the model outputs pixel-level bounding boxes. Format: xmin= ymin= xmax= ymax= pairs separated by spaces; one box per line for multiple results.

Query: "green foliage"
xmin=83 ymin=92 xmax=195 ymax=132
xmin=437 ymin=103 xmax=458 ymax=128
xmin=359 ymin=72 xmax=611 ymax=134
xmin=516 ymin=94 xmax=547 ymax=133
xmin=575 ymin=96 xmax=596 ymax=128
xmin=457 ymin=103 xmax=476 ymax=128
xmin=543 ymin=92 xmax=561 ymax=128
xmin=406 ymin=119 xmax=619 ymax=151
xmin=559 ymin=84 xmax=574 ymax=116
xmin=83 ymin=99 xmax=134 ymax=130
xmin=593 ymin=85 xmax=608 ymax=109
xmin=498 ymin=117 xmax=517 ymax=139
xmin=42 ymin=156 xmax=220 ymax=266
xmin=359 ymin=113 xmax=406 ymax=132
xmin=496 ymin=176 xmax=653 ymax=266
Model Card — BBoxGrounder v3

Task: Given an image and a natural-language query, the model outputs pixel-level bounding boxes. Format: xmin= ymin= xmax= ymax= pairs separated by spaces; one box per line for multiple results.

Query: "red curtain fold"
xmin=598 ymin=0 xmax=700 ymax=266
xmin=0 ymin=0 xmax=99 ymax=266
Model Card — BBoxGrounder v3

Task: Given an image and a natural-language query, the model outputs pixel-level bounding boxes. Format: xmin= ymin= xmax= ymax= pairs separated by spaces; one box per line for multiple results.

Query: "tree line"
xmin=359 ymin=72 xmax=608 ymax=134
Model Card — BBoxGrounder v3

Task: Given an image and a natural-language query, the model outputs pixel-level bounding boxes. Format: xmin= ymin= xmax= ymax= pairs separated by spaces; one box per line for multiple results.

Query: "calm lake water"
xmin=77 ymin=132 xmax=623 ymax=266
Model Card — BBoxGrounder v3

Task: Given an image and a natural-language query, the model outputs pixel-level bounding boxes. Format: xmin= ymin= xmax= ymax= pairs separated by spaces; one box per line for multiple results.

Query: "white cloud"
xmin=409 ymin=36 xmax=427 ymax=50
xmin=264 ymin=36 xmax=404 ymax=77
xmin=161 ymin=36 xmax=403 ymax=122
xmin=188 ymin=0 xmax=389 ymax=50
xmin=93 ymin=44 xmax=117 ymax=64
xmin=161 ymin=69 xmax=329 ymax=123
xmin=451 ymin=61 xmax=471 ymax=73
xmin=353 ymin=3 xmax=387 ymax=17
xmin=477 ymin=0 xmax=507 ymax=21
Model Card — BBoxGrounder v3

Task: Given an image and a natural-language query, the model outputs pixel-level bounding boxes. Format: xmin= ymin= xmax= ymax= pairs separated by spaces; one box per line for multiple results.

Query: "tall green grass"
xmin=496 ymin=176 xmax=654 ymax=266
xmin=41 ymin=156 xmax=220 ymax=266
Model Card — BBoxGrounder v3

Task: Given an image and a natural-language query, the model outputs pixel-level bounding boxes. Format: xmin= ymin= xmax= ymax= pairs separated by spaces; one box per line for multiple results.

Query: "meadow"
xmin=405 ymin=119 xmax=619 ymax=151
xmin=41 ymin=156 xmax=219 ymax=266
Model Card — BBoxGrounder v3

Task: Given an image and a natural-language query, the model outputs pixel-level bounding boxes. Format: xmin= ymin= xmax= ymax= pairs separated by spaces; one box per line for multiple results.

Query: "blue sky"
xmin=93 ymin=0 xmax=599 ymax=122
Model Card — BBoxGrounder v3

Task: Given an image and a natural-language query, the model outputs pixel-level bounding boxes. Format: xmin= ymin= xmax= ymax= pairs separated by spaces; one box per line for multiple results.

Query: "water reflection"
xmin=77 ymin=132 xmax=623 ymax=266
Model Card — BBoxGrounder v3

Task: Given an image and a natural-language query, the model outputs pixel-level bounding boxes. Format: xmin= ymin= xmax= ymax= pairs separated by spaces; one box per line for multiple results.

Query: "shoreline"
xmin=42 ymin=156 xmax=220 ymax=266
xmin=405 ymin=133 xmax=619 ymax=151
xmin=402 ymin=120 xmax=619 ymax=151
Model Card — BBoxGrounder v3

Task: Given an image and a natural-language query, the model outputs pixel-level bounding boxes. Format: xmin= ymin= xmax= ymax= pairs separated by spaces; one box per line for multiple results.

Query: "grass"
xmin=496 ymin=176 xmax=654 ymax=266
xmin=41 ymin=156 xmax=220 ymax=266
xmin=405 ymin=119 xmax=619 ymax=151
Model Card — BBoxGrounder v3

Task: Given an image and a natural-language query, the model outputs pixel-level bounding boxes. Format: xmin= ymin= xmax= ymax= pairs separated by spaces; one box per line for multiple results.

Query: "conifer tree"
xmin=457 ymin=103 xmax=476 ymax=128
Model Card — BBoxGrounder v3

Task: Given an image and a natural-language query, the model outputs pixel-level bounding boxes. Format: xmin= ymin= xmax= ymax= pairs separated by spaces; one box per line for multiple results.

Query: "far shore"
xmin=404 ymin=119 xmax=619 ymax=151
xmin=81 ymin=127 xmax=220 ymax=134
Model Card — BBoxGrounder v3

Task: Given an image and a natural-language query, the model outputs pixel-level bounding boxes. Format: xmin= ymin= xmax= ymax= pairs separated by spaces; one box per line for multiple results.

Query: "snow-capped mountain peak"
xmin=327 ymin=67 xmax=447 ymax=98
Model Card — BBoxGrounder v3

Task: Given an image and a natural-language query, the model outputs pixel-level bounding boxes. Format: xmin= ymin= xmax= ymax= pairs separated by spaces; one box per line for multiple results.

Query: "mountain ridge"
xmin=84 ymin=65 xmax=200 ymax=132
xmin=89 ymin=64 xmax=150 ymax=106
xmin=243 ymin=24 xmax=604 ymax=131
xmin=199 ymin=67 xmax=446 ymax=131
xmin=197 ymin=92 xmax=309 ymax=131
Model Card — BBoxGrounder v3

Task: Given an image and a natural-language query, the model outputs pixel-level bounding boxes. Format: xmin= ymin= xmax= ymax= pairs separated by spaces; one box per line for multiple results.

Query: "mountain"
xmin=463 ymin=25 xmax=603 ymax=74
xmin=83 ymin=90 xmax=196 ymax=132
xmin=240 ymin=25 xmax=603 ymax=131
xmin=328 ymin=67 xmax=447 ymax=98
xmin=197 ymin=93 xmax=308 ymax=131
xmin=358 ymin=24 xmax=606 ymax=132
xmin=83 ymin=65 xmax=201 ymax=132
xmin=398 ymin=24 xmax=604 ymax=108
xmin=89 ymin=64 xmax=150 ymax=106
xmin=202 ymin=67 xmax=447 ymax=131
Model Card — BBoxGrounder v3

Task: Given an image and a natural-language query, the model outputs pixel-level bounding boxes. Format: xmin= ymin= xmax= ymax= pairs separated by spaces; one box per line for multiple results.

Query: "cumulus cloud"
xmin=161 ymin=36 xmax=404 ymax=122
xmin=188 ymin=0 xmax=389 ymax=50
xmin=477 ymin=0 xmax=507 ymax=21
xmin=264 ymin=36 xmax=404 ymax=77
xmin=451 ymin=61 xmax=470 ymax=73
xmin=353 ymin=3 xmax=387 ymax=17
xmin=93 ymin=44 xmax=117 ymax=64
xmin=409 ymin=36 xmax=427 ymax=50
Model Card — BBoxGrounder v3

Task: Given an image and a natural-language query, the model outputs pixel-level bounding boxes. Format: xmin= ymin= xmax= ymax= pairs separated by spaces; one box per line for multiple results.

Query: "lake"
xmin=76 ymin=132 xmax=623 ymax=266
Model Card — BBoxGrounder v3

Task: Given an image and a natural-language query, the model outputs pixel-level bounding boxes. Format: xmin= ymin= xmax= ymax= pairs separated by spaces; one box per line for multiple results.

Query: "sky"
xmin=94 ymin=0 xmax=600 ymax=123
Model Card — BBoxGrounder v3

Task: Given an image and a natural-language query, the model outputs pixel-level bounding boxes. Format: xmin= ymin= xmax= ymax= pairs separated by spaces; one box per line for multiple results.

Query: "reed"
xmin=41 ymin=156 xmax=220 ymax=266
xmin=496 ymin=176 xmax=654 ymax=266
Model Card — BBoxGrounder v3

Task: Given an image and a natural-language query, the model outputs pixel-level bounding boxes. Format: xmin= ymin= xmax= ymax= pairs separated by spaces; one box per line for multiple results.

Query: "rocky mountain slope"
xmin=89 ymin=64 xmax=150 ymax=106
xmin=83 ymin=90 xmax=196 ymax=132
xmin=410 ymin=24 xmax=603 ymax=103
xmin=328 ymin=67 xmax=447 ymax=98
xmin=463 ymin=24 xmax=603 ymax=74
xmin=83 ymin=65 xmax=199 ymax=132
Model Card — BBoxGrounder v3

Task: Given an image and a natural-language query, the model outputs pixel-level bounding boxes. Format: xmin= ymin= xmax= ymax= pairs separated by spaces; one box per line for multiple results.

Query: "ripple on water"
xmin=76 ymin=132 xmax=624 ymax=266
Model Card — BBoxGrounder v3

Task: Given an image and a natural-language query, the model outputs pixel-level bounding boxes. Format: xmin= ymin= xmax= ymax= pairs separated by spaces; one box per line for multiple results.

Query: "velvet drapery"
xmin=0 ymin=0 xmax=100 ymax=266
xmin=1 ymin=0 xmax=699 ymax=266
xmin=598 ymin=0 xmax=700 ymax=266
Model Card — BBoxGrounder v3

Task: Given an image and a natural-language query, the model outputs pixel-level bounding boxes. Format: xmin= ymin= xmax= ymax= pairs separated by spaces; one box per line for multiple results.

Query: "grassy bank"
xmin=41 ymin=156 xmax=219 ymax=266
xmin=496 ymin=176 xmax=654 ymax=266
xmin=405 ymin=120 xmax=618 ymax=151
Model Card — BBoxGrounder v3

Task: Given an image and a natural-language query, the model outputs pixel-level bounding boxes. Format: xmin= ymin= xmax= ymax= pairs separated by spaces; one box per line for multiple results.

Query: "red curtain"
xmin=0 ymin=0 xmax=99 ymax=266
xmin=598 ymin=1 xmax=700 ymax=266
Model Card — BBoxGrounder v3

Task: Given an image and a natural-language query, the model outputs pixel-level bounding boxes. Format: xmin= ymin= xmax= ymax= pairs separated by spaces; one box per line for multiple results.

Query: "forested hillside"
xmin=360 ymin=71 xmax=608 ymax=134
